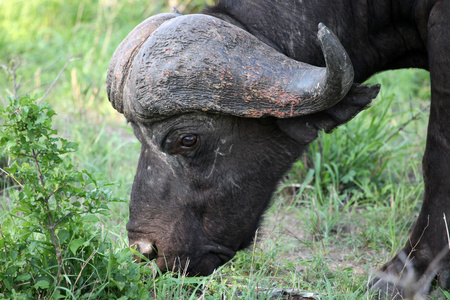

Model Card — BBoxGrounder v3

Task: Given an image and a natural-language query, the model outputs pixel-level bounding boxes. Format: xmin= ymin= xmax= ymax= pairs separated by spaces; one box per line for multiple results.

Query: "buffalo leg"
xmin=372 ymin=1 xmax=450 ymax=298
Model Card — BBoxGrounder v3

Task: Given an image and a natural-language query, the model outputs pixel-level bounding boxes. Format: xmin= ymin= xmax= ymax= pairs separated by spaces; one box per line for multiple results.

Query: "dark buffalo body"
xmin=107 ymin=0 xmax=450 ymax=298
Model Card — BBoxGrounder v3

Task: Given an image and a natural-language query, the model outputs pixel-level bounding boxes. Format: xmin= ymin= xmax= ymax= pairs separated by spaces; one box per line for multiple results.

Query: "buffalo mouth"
xmin=128 ymin=232 xmax=236 ymax=276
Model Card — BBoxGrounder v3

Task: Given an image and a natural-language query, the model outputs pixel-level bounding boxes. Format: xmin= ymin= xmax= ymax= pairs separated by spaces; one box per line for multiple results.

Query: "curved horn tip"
xmin=315 ymin=21 xmax=354 ymax=102
xmin=317 ymin=22 xmax=343 ymax=45
xmin=317 ymin=23 xmax=333 ymax=40
xmin=317 ymin=22 xmax=330 ymax=32
xmin=170 ymin=7 xmax=182 ymax=15
xmin=318 ymin=22 xmax=326 ymax=31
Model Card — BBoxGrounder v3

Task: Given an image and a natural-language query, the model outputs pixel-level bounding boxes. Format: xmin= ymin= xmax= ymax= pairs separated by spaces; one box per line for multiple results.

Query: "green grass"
xmin=0 ymin=0 xmax=434 ymax=299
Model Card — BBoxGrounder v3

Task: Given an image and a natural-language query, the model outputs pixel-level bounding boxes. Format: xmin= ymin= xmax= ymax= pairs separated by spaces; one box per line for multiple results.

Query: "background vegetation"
xmin=0 ymin=0 xmax=434 ymax=299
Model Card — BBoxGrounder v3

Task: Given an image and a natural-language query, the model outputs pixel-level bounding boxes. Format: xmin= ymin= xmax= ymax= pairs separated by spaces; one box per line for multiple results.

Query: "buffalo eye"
xmin=180 ymin=135 xmax=198 ymax=148
xmin=172 ymin=134 xmax=201 ymax=154
xmin=167 ymin=134 xmax=200 ymax=155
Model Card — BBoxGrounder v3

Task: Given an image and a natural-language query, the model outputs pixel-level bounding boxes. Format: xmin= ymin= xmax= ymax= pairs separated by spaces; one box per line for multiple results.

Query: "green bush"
xmin=0 ymin=94 xmax=149 ymax=299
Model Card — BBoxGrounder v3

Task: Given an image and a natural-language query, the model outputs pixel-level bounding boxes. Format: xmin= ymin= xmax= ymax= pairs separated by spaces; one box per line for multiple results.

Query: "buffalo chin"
xmin=129 ymin=229 xmax=236 ymax=276
xmin=150 ymin=250 xmax=233 ymax=276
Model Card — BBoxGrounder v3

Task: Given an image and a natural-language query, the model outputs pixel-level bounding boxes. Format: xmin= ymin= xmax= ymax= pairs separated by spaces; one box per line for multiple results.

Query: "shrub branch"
xmin=0 ymin=226 xmax=7 ymax=263
xmin=31 ymin=148 xmax=63 ymax=284
xmin=0 ymin=167 xmax=24 ymax=188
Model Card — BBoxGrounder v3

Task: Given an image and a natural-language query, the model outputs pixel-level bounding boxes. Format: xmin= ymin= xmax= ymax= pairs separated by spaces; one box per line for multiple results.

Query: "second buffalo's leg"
xmin=372 ymin=1 xmax=450 ymax=298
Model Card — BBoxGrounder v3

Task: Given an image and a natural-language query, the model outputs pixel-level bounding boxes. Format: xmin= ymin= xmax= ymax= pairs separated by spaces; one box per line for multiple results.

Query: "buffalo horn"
xmin=107 ymin=14 xmax=355 ymax=120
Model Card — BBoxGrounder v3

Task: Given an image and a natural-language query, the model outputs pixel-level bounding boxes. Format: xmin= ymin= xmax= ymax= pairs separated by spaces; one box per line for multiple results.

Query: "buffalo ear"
xmin=276 ymin=83 xmax=380 ymax=144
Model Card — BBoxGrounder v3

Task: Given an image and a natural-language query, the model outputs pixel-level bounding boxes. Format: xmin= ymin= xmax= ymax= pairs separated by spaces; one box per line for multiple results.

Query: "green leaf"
xmin=57 ymin=229 xmax=70 ymax=243
xmin=110 ymin=278 xmax=125 ymax=291
xmin=4 ymin=139 xmax=17 ymax=151
xmin=81 ymin=215 xmax=100 ymax=223
xmin=69 ymin=238 xmax=85 ymax=255
xmin=21 ymin=221 xmax=34 ymax=227
xmin=16 ymin=273 xmax=31 ymax=282
xmin=34 ymin=279 xmax=50 ymax=290
xmin=52 ymin=289 xmax=64 ymax=299
xmin=11 ymin=204 xmax=31 ymax=214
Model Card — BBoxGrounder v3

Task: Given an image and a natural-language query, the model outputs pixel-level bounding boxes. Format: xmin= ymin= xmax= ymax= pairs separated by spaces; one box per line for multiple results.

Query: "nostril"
xmin=136 ymin=241 xmax=158 ymax=261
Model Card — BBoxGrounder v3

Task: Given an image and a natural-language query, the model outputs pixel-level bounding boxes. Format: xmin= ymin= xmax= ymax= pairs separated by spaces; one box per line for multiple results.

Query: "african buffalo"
xmin=106 ymin=0 xmax=450 ymax=298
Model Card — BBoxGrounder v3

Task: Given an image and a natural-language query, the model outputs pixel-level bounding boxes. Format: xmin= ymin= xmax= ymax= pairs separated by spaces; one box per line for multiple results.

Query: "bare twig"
xmin=53 ymin=208 xmax=92 ymax=228
xmin=0 ymin=63 xmax=7 ymax=72
xmin=1 ymin=61 xmax=22 ymax=99
xmin=22 ymin=57 xmax=62 ymax=88
xmin=44 ymin=185 xmax=66 ymax=203
xmin=444 ymin=213 xmax=450 ymax=249
xmin=22 ymin=81 xmax=61 ymax=98
xmin=374 ymin=247 xmax=449 ymax=299
xmin=80 ymin=279 xmax=100 ymax=298
xmin=0 ymin=167 xmax=24 ymax=189
xmin=38 ymin=56 xmax=78 ymax=104
xmin=73 ymin=249 xmax=98 ymax=290
xmin=408 ymin=215 xmax=430 ymax=255
xmin=386 ymin=105 xmax=430 ymax=143
xmin=2 ymin=57 xmax=72 ymax=99
xmin=53 ymin=212 xmax=72 ymax=228
xmin=372 ymin=217 xmax=435 ymax=299
xmin=0 ymin=90 xmax=5 ymax=103
xmin=416 ymin=247 xmax=449 ymax=297
xmin=32 ymin=149 xmax=45 ymax=189
xmin=198 ymin=272 xmax=215 ymax=300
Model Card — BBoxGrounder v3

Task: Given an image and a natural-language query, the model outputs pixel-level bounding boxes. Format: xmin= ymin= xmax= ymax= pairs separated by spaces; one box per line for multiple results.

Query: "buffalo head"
xmin=107 ymin=12 xmax=379 ymax=275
